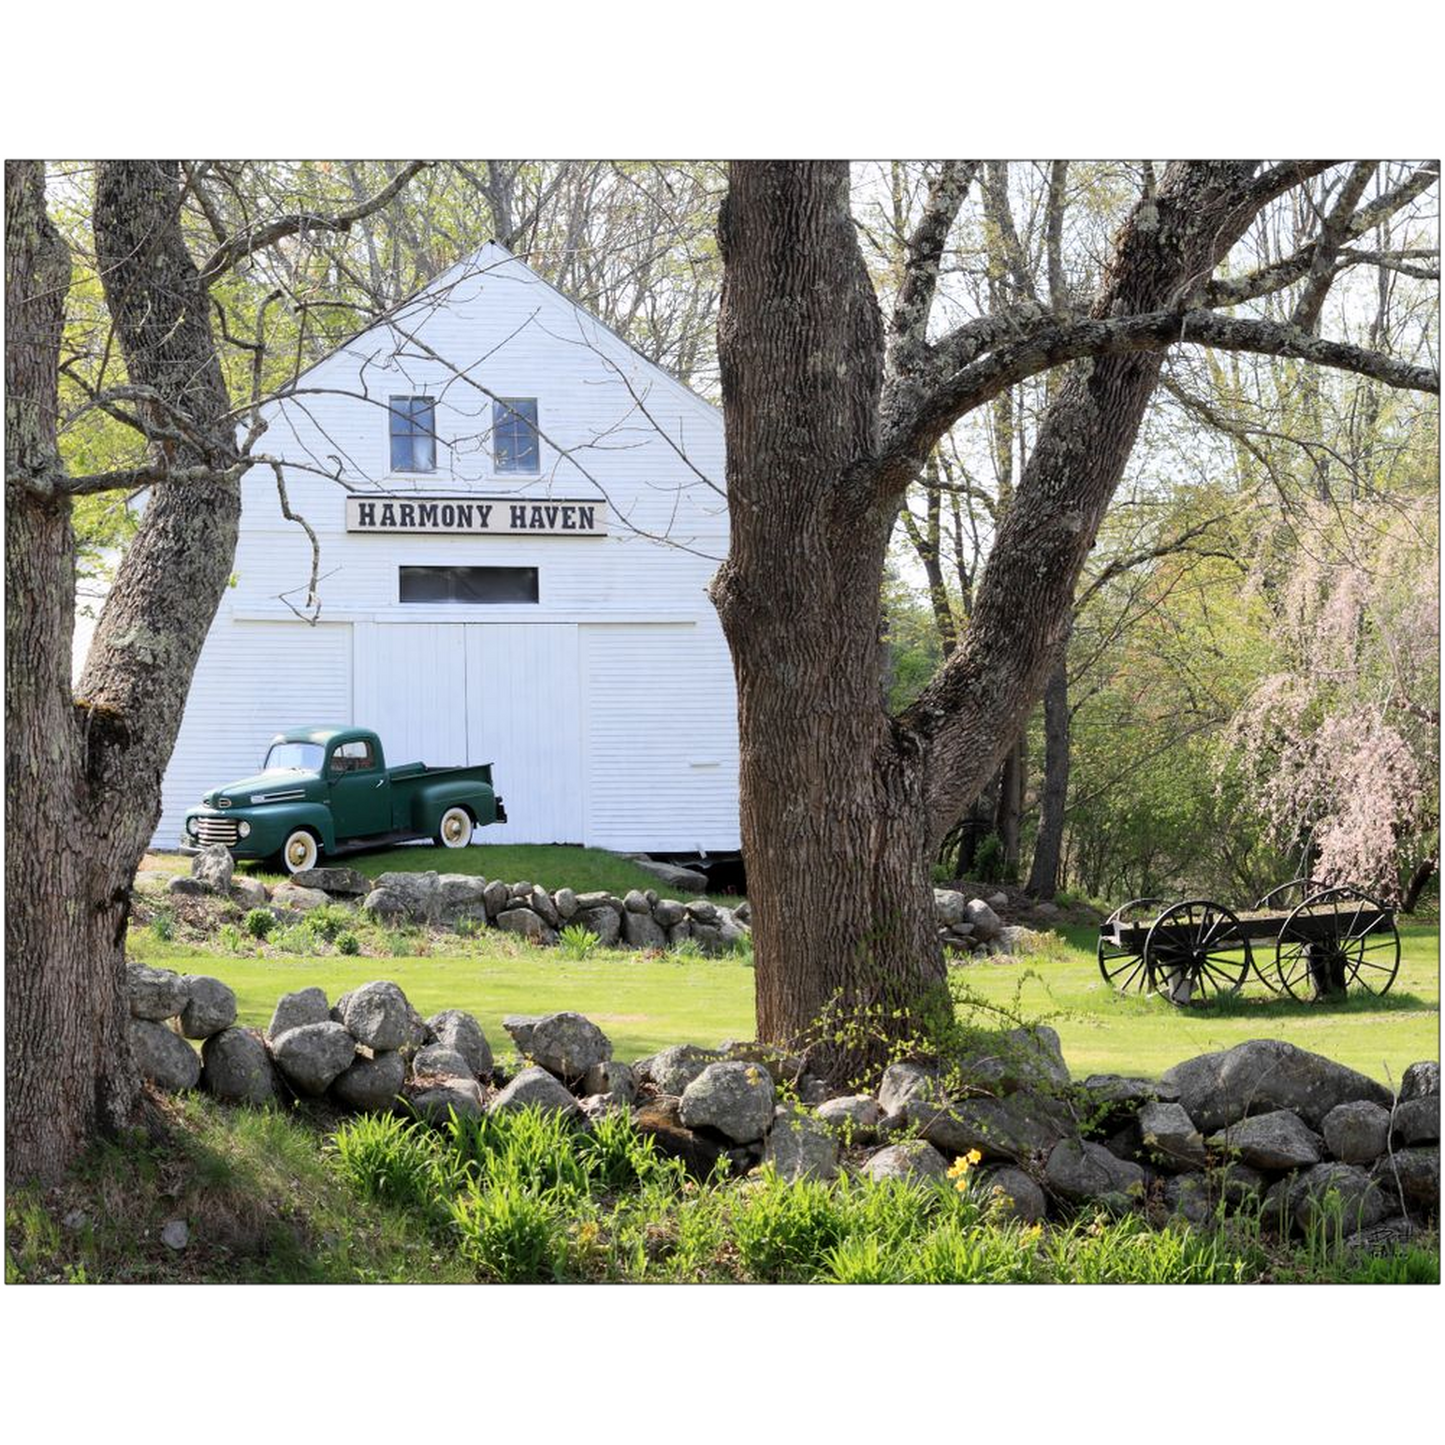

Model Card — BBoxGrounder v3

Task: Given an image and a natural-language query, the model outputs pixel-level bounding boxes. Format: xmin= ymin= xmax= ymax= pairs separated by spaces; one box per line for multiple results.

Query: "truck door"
xmin=327 ymin=738 xmax=392 ymax=837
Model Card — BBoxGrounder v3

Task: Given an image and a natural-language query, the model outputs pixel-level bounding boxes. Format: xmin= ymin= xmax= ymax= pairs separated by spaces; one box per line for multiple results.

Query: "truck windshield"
xmin=264 ymin=742 xmax=324 ymax=772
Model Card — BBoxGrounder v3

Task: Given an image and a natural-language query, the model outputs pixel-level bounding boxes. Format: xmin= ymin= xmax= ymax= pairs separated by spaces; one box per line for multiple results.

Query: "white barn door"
xmin=464 ymin=624 xmax=583 ymax=844
xmin=357 ymin=623 xmax=469 ymax=770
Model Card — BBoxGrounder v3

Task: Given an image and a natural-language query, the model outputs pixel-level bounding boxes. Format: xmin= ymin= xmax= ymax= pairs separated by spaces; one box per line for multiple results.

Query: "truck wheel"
xmin=280 ymin=829 xmax=319 ymax=874
xmin=436 ymin=806 xmax=473 ymax=849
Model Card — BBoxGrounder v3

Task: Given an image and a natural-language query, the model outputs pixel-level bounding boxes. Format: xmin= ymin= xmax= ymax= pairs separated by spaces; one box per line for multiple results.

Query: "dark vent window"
xmin=399 ymin=566 xmax=539 ymax=604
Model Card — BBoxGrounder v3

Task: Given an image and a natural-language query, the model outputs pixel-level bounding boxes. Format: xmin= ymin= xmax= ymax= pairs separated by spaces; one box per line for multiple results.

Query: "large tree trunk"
xmin=5 ymin=162 xmax=141 ymax=1181
xmin=1026 ymin=641 xmax=1072 ymax=899
xmin=713 ymin=164 xmax=943 ymax=1074
xmin=717 ymin=163 xmax=1284 ymax=1075
xmin=5 ymin=161 xmax=242 ymax=1185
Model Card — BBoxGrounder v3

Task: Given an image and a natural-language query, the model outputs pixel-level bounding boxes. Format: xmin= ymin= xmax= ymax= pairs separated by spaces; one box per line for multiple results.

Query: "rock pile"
xmin=126 ymin=961 xmax=1440 ymax=1247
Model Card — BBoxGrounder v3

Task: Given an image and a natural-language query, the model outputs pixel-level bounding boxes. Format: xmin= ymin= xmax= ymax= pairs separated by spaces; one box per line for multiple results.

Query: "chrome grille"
xmin=194 ymin=817 xmax=239 ymax=846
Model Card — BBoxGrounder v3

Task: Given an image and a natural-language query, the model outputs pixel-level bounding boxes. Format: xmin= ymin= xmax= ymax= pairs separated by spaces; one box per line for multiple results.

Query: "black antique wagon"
xmin=1096 ymin=879 xmax=1400 ymax=1006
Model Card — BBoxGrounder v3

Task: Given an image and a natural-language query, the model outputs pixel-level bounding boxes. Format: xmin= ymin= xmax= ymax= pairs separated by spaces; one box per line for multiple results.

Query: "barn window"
xmin=399 ymin=566 xmax=539 ymax=604
xmin=389 ymin=396 xmax=437 ymax=472
xmin=493 ymin=398 xmax=540 ymax=473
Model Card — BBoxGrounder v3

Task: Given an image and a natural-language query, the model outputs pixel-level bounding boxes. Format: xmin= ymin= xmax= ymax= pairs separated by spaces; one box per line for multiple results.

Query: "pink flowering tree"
xmin=1229 ymin=496 xmax=1439 ymax=904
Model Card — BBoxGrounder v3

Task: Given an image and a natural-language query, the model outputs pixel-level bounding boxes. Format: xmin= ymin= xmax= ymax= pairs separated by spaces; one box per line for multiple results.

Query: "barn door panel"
xmin=464 ymin=624 xmax=583 ymax=844
xmin=357 ymin=623 xmax=469 ymax=771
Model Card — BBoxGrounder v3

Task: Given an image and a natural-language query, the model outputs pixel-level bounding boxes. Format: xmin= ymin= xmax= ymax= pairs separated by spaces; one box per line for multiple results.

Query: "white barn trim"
xmin=150 ymin=243 xmax=739 ymax=854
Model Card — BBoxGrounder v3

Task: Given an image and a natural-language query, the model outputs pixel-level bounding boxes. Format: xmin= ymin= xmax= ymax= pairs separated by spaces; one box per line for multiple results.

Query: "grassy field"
xmin=955 ymin=922 xmax=1439 ymax=1084
xmin=131 ymin=915 xmax=1438 ymax=1081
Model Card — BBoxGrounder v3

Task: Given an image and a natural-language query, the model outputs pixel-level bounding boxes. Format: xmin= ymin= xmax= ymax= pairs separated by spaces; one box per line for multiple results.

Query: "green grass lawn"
xmin=132 ymin=917 xmax=1438 ymax=1082
xmin=135 ymin=931 xmax=758 ymax=1062
xmin=954 ymin=921 xmax=1439 ymax=1085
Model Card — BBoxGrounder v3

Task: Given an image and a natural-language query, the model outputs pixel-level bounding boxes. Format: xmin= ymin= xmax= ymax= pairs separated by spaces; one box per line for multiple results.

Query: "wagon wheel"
xmin=1275 ymin=884 xmax=1401 ymax=1001
xmin=1096 ymin=897 xmax=1166 ymax=994
xmin=1251 ymin=878 xmax=1328 ymax=912
xmin=1143 ymin=899 xmax=1253 ymax=1007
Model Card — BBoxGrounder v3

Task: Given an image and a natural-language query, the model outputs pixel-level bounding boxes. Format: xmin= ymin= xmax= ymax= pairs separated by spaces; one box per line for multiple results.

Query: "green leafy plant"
xmin=335 ymin=931 xmax=361 ymax=956
xmin=306 ymin=904 xmax=354 ymax=944
xmin=149 ymin=909 xmax=174 ymax=943
xmin=558 ymin=923 xmax=601 ymax=960
xmin=449 ymin=1180 xmax=569 ymax=1283
xmin=974 ymin=832 xmax=1005 ymax=884
xmin=330 ymin=1114 xmax=450 ymax=1213
xmin=215 ymin=923 xmax=245 ymax=954
xmin=731 ymin=1170 xmax=849 ymax=1282
xmin=243 ymin=907 xmax=275 ymax=939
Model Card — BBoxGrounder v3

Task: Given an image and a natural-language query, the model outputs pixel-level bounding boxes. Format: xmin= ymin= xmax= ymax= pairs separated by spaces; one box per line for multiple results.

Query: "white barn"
xmin=150 ymin=243 xmax=739 ymax=856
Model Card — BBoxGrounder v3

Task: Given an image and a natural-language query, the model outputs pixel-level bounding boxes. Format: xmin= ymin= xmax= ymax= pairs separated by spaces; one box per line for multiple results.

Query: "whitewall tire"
xmin=281 ymin=829 xmax=319 ymax=874
xmin=436 ymin=806 xmax=474 ymax=849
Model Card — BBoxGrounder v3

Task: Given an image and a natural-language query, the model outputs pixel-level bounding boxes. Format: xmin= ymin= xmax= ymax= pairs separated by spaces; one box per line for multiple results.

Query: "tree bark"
xmin=5 ymin=161 xmax=242 ymax=1185
xmin=993 ymin=734 xmax=1026 ymax=880
xmin=5 ymin=161 xmax=143 ymax=1182
xmin=1401 ymin=856 xmax=1436 ymax=914
xmin=1025 ymin=638 xmax=1072 ymax=899
xmin=715 ymin=163 xmax=1375 ymax=1074
xmin=713 ymin=163 xmax=944 ymax=1073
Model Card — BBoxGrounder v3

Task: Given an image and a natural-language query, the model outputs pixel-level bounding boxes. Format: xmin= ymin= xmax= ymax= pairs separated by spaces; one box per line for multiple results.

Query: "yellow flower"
xmin=946 ymin=1157 xmax=971 ymax=1179
xmin=965 ymin=1149 xmax=983 ymax=1166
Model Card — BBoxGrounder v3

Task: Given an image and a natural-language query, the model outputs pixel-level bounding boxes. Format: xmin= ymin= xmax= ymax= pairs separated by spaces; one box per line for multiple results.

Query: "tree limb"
xmin=198 ymin=161 xmax=432 ymax=287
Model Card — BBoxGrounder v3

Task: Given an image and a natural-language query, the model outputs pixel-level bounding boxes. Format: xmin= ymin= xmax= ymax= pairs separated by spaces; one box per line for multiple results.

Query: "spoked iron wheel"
xmin=1275 ymin=885 xmax=1401 ymax=1001
xmin=1252 ymin=878 xmax=1328 ymax=912
xmin=1143 ymin=899 xmax=1254 ymax=1007
xmin=1097 ymin=897 xmax=1165 ymax=994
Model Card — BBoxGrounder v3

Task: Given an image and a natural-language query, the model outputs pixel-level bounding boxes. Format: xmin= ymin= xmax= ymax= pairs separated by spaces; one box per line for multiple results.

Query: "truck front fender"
xmin=240 ymin=802 xmax=338 ymax=858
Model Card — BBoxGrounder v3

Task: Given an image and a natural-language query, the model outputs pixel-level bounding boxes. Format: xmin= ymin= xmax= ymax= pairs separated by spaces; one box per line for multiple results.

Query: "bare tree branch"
xmin=198 ymin=161 xmax=433 ymax=286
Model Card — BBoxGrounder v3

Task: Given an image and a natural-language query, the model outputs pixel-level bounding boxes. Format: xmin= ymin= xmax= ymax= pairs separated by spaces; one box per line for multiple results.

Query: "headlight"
xmin=238 ymin=821 xmax=251 ymax=839
xmin=186 ymin=818 xmax=198 ymax=838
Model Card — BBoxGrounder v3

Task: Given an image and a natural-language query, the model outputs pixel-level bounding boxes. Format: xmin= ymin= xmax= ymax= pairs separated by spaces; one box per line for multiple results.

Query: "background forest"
xmin=54 ymin=159 xmax=1440 ymax=910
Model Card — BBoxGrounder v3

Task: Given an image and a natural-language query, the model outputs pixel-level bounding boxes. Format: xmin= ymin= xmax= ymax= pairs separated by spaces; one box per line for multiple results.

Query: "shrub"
xmin=974 ymin=831 xmax=1004 ymax=883
xmin=243 ymin=908 xmax=275 ymax=939
xmin=335 ymin=931 xmax=361 ymax=956
xmin=330 ymin=1114 xmax=449 ymax=1213
xmin=449 ymin=1181 xmax=569 ymax=1283
xmin=150 ymin=910 xmax=174 ymax=943
xmin=558 ymin=924 xmax=600 ymax=960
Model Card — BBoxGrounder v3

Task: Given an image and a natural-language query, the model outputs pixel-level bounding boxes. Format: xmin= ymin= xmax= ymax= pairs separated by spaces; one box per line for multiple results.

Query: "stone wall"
xmin=124 ymin=958 xmax=1440 ymax=1247
xmin=137 ymin=848 xmax=1037 ymax=960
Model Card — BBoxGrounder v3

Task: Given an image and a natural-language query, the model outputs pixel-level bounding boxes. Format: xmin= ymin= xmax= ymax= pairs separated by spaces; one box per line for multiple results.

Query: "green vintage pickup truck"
xmin=182 ymin=725 xmax=505 ymax=874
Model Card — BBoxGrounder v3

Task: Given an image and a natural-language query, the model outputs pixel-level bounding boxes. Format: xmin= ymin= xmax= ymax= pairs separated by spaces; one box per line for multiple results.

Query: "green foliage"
xmin=973 ymin=832 xmax=1005 ymax=884
xmin=306 ymin=905 xmax=354 ymax=945
xmin=731 ymin=1171 xmax=850 ymax=1281
xmin=448 ymin=1181 xmax=569 ymax=1283
xmin=558 ymin=924 xmax=600 ymax=960
xmin=330 ymin=1114 xmax=450 ymax=1213
xmin=215 ymin=923 xmax=246 ymax=955
xmin=243 ymin=908 xmax=275 ymax=940
xmin=336 ymin=931 xmax=361 ymax=956
xmin=149 ymin=910 xmax=174 ymax=943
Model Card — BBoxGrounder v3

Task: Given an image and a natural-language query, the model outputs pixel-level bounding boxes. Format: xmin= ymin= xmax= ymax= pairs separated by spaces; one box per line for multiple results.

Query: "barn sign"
xmin=346 ymin=495 xmax=607 ymax=536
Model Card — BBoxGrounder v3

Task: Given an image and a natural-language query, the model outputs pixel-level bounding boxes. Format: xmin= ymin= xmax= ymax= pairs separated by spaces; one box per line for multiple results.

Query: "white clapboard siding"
xmin=150 ymin=242 xmax=739 ymax=853
xmin=156 ymin=621 xmax=353 ymax=849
